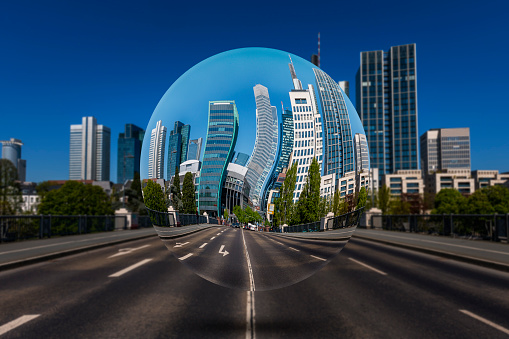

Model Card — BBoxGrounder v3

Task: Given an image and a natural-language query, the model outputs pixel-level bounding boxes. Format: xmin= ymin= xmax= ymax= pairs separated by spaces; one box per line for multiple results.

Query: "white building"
xmin=383 ymin=170 xmax=425 ymax=196
xmin=472 ymin=170 xmax=509 ymax=190
xmin=148 ymin=120 xmax=167 ymax=179
xmin=69 ymin=116 xmax=111 ymax=181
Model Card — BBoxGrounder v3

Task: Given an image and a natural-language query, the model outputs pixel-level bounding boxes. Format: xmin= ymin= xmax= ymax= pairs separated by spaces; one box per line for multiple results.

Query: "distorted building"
xmin=221 ymin=162 xmax=251 ymax=214
xmin=167 ymin=121 xmax=191 ymax=179
xmin=187 ymin=138 xmax=203 ymax=161
xmin=117 ymin=124 xmax=144 ymax=183
xmin=0 ymin=138 xmax=26 ymax=182
xmin=148 ymin=120 xmax=166 ymax=179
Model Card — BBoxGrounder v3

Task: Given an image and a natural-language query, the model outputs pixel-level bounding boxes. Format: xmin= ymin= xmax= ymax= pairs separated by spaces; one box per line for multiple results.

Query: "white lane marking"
xmin=275 ymin=241 xmax=284 ymax=245
xmin=311 ymin=255 xmax=327 ymax=262
xmin=361 ymin=232 xmax=509 ymax=256
xmin=241 ymin=229 xmax=255 ymax=291
xmin=219 ymin=245 xmax=229 ymax=257
xmin=349 ymin=257 xmax=387 ymax=276
xmin=0 ymin=315 xmax=40 ymax=336
xmin=108 ymin=245 xmax=151 ymax=258
xmin=459 ymin=309 xmax=509 ymax=335
xmin=178 ymin=253 xmax=193 ymax=261
xmin=210 ymin=236 xmax=216 ymax=240
xmin=174 ymin=242 xmax=190 ymax=248
xmin=289 ymin=247 xmax=299 ymax=252
xmin=246 ymin=291 xmax=255 ymax=339
xmin=199 ymin=243 xmax=208 ymax=249
xmin=109 ymin=258 xmax=153 ymax=277
xmin=216 ymin=233 xmax=221 ymax=236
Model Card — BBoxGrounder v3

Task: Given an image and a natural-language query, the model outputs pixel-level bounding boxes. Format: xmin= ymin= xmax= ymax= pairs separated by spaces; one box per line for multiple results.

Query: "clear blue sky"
xmin=1 ymin=0 xmax=508 ymax=183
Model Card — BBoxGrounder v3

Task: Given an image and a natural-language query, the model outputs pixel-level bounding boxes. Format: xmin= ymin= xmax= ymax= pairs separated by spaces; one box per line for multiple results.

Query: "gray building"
xmin=356 ymin=43 xmax=419 ymax=176
xmin=69 ymin=116 xmax=111 ymax=181
xmin=0 ymin=138 xmax=26 ymax=181
xmin=222 ymin=163 xmax=251 ymax=214
xmin=187 ymin=138 xmax=203 ymax=161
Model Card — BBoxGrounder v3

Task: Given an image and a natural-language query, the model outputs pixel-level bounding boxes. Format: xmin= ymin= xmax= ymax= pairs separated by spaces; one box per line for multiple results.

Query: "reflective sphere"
xmin=141 ymin=48 xmax=369 ymax=291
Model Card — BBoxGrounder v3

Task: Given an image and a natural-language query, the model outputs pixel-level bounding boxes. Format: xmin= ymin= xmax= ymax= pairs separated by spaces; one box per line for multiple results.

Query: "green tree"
xmin=483 ymin=185 xmax=509 ymax=214
xmin=432 ymin=188 xmax=467 ymax=214
xmin=233 ymin=205 xmax=247 ymax=224
xmin=276 ymin=162 xmax=298 ymax=226
xmin=465 ymin=190 xmax=495 ymax=215
xmin=377 ymin=185 xmax=391 ymax=214
xmin=142 ymin=180 xmax=167 ymax=212
xmin=389 ymin=196 xmax=411 ymax=214
xmin=0 ymin=159 xmax=21 ymax=215
xmin=182 ymin=172 xmax=197 ymax=214
xmin=224 ymin=208 xmax=229 ymax=220
xmin=357 ymin=186 xmax=368 ymax=209
xmin=170 ymin=166 xmax=183 ymax=211
xmin=333 ymin=190 xmax=341 ymax=216
xmin=38 ymin=181 xmax=114 ymax=215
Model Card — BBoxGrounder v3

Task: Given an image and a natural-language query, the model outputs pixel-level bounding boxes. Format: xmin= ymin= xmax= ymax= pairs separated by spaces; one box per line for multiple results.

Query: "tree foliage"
xmin=357 ymin=186 xmax=368 ymax=209
xmin=182 ymin=172 xmax=197 ymax=214
xmin=142 ymin=180 xmax=167 ymax=213
xmin=0 ymin=159 xmax=21 ymax=215
xmin=274 ymin=162 xmax=298 ymax=226
xmin=432 ymin=188 xmax=466 ymax=214
xmin=38 ymin=181 xmax=114 ymax=215
xmin=295 ymin=157 xmax=321 ymax=224
xmin=233 ymin=205 xmax=247 ymax=224
xmin=377 ymin=185 xmax=391 ymax=214
xmin=170 ymin=166 xmax=183 ymax=211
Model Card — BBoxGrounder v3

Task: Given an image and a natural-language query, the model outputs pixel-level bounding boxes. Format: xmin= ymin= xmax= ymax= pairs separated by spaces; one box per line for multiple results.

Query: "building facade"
xmin=69 ymin=116 xmax=111 ymax=181
xmin=198 ymin=101 xmax=239 ymax=217
xmin=383 ymin=170 xmax=424 ymax=196
xmin=1 ymin=138 xmax=26 ymax=181
xmin=245 ymin=84 xmax=278 ymax=207
xmin=356 ymin=43 xmax=418 ymax=176
xmin=148 ymin=120 xmax=167 ymax=179
xmin=117 ymin=124 xmax=144 ymax=183
xmin=167 ymin=121 xmax=191 ymax=179
xmin=233 ymin=152 xmax=250 ymax=166
xmin=222 ymin=163 xmax=251 ymax=214
xmin=187 ymin=138 xmax=203 ymax=161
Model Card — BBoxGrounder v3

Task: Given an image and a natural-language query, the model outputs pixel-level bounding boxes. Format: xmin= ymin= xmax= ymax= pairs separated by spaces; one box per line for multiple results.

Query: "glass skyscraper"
xmin=0 ymin=138 xmax=26 ymax=181
xmin=69 ymin=116 xmax=111 ymax=181
xmin=245 ymin=84 xmax=278 ymax=207
xmin=198 ymin=101 xmax=239 ymax=217
xmin=148 ymin=120 xmax=166 ymax=179
xmin=314 ymin=68 xmax=354 ymax=186
xmin=233 ymin=152 xmax=250 ymax=166
xmin=167 ymin=121 xmax=191 ymax=179
xmin=187 ymin=138 xmax=203 ymax=161
xmin=117 ymin=124 xmax=144 ymax=183
xmin=356 ymin=43 xmax=418 ymax=176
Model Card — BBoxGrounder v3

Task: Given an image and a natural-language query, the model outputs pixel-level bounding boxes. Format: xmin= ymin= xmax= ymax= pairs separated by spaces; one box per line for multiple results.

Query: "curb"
xmin=0 ymin=232 xmax=157 ymax=272
xmin=353 ymin=234 xmax=509 ymax=273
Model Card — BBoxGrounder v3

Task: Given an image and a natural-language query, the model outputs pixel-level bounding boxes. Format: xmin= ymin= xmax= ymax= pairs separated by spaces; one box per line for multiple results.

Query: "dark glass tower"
xmin=199 ymin=101 xmax=239 ymax=217
xmin=356 ymin=43 xmax=418 ymax=176
xmin=167 ymin=121 xmax=191 ymax=179
xmin=117 ymin=124 xmax=144 ymax=183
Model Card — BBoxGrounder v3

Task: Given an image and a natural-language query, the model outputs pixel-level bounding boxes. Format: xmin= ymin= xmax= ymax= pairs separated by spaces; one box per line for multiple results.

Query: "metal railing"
xmin=0 ymin=215 xmax=127 ymax=243
xmin=284 ymin=207 xmax=365 ymax=233
xmin=368 ymin=213 xmax=509 ymax=242
xmin=145 ymin=208 xmax=219 ymax=227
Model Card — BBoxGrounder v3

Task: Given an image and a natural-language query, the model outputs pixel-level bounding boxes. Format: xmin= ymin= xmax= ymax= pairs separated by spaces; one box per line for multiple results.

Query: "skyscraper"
xmin=187 ymin=138 xmax=203 ymax=161
xmin=0 ymin=138 xmax=26 ymax=181
xmin=356 ymin=43 xmax=418 ymax=176
xmin=148 ymin=120 xmax=167 ymax=179
xmin=245 ymin=84 xmax=278 ymax=207
xmin=199 ymin=101 xmax=239 ymax=217
xmin=354 ymin=133 xmax=369 ymax=174
xmin=233 ymin=152 xmax=250 ymax=166
xmin=314 ymin=68 xmax=355 ymax=186
xmin=167 ymin=121 xmax=191 ymax=179
xmin=69 ymin=116 xmax=111 ymax=181
xmin=420 ymin=128 xmax=471 ymax=174
xmin=117 ymin=124 xmax=145 ymax=183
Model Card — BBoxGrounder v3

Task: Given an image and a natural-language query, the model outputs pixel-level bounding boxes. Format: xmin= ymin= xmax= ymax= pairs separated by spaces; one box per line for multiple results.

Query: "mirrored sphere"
xmin=141 ymin=47 xmax=369 ymax=291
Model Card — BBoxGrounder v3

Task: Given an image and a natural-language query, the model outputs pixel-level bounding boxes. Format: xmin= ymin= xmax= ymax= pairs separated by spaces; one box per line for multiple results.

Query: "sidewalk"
xmin=354 ymin=228 xmax=509 ymax=272
xmin=0 ymin=228 xmax=157 ymax=271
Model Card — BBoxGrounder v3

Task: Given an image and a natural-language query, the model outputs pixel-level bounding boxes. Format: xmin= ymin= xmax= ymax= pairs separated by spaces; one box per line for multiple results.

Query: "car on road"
xmin=248 ymin=223 xmax=256 ymax=231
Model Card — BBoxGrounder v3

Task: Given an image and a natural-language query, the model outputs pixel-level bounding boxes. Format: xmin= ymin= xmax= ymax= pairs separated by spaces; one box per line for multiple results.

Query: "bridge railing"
xmin=145 ymin=207 xmax=218 ymax=227
xmin=283 ymin=207 xmax=365 ymax=233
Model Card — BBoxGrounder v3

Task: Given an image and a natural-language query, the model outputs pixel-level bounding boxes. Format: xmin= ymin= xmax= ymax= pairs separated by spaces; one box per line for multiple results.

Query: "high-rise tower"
xmin=167 ymin=121 xmax=191 ymax=179
xmin=356 ymin=43 xmax=418 ymax=176
xmin=187 ymin=138 xmax=203 ymax=161
xmin=0 ymin=138 xmax=26 ymax=181
xmin=148 ymin=120 xmax=166 ymax=179
xmin=117 ymin=124 xmax=144 ymax=183
xmin=69 ymin=116 xmax=111 ymax=181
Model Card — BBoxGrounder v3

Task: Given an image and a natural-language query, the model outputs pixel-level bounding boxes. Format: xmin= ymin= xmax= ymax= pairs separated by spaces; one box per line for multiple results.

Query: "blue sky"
xmin=1 ymin=0 xmax=508 ymax=183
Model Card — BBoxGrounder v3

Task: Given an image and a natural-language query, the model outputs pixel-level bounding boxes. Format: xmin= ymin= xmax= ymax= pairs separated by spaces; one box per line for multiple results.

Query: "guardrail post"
xmin=39 ymin=215 xmax=44 ymax=239
xmin=450 ymin=214 xmax=454 ymax=236
xmin=48 ymin=214 xmax=52 ymax=238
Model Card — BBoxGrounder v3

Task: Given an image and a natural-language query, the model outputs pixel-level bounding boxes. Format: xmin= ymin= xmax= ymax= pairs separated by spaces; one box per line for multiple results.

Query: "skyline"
xmin=1 ymin=1 xmax=508 ymax=183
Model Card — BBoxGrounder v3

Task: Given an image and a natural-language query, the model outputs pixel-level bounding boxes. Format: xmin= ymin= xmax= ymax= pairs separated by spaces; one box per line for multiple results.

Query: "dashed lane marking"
xmin=199 ymin=243 xmax=208 ymax=249
xmin=349 ymin=257 xmax=387 ymax=276
xmin=109 ymin=259 xmax=153 ymax=277
xmin=289 ymin=247 xmax=299 ymax=251
xmin=311 ymin=255 xmax=327 ymax=262
xmin=210 ymin=236 xmax=216 ymax=240
xmin=460 ymin=309 xmax=509 ymax=335
xmin=178 ymin=253 xmax=193 ymax=261
xmin=0 ymin=315 xmax=40 ymax=336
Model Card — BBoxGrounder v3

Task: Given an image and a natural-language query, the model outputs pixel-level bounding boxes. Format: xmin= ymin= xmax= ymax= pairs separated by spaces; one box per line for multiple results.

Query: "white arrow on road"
xmin=108 ymin=245 xmax=150 ymax=258
xmin=218 ymin=245 xmax=229 ymax=257
xmin=174 ymin=242 xmax=190 ymax=248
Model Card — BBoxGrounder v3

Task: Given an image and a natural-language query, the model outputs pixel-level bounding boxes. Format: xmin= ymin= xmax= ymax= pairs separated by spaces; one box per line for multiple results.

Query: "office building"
xmin=233 ymin=152 xmax=250 ymax=167
xmin=69 ymin=116 xmax=111 ymax=181
xmin=426 ymin=169 xmax=474 ymax=195
xmin=314 ymin=68 xmax=355 ymax=186
xmin=1 ymin=138 xmax=26 ymax=182
xmin=198 ymin=101 xmax=239 ymax=217
xmin=356 ymin=43 xmax=418 ymax=176
xmin=222 ymin=163 xmax=251 ymax=213
xmin=383 ymin=170 xmax=424 ymax=196
xmin=187 ymin=138 xmax=203 ymax=161
xmin=338 ymin=81 xmax=350 ymax=97
xmin=148 ymin=120 xmax=167 ymax=179
xmin=420 ymin=127 xmax=471 ymax=174
xmin=245 ymin=84 xmax=278 ymax=207
xmin=167 ymin=121 xmax=191 ymax=179
xmin=354 ymin=133 xmax=369 ymax=174
xmin=472 ymin=170 xmax=509 ymax=190
xmin=117 ymin=124 xmax=144 ymax=184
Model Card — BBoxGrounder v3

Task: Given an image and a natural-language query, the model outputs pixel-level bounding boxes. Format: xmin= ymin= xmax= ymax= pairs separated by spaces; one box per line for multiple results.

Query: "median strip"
xmin=108 ymin=258 xmax=153 ymax=277
xmin=0 ymin=315 xmax=40 ymax=336
xmin=459 ymin=309 xmax=509 ymax=335
xmin=349 ymin=257 xmax=387 ymax=276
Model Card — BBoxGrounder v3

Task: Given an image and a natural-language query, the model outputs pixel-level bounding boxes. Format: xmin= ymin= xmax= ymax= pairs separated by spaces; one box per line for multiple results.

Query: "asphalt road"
xmin=163 ymin=226 xmax=348 ymax=291
xmin=1 ymin=234 xmax=509 ymax=338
